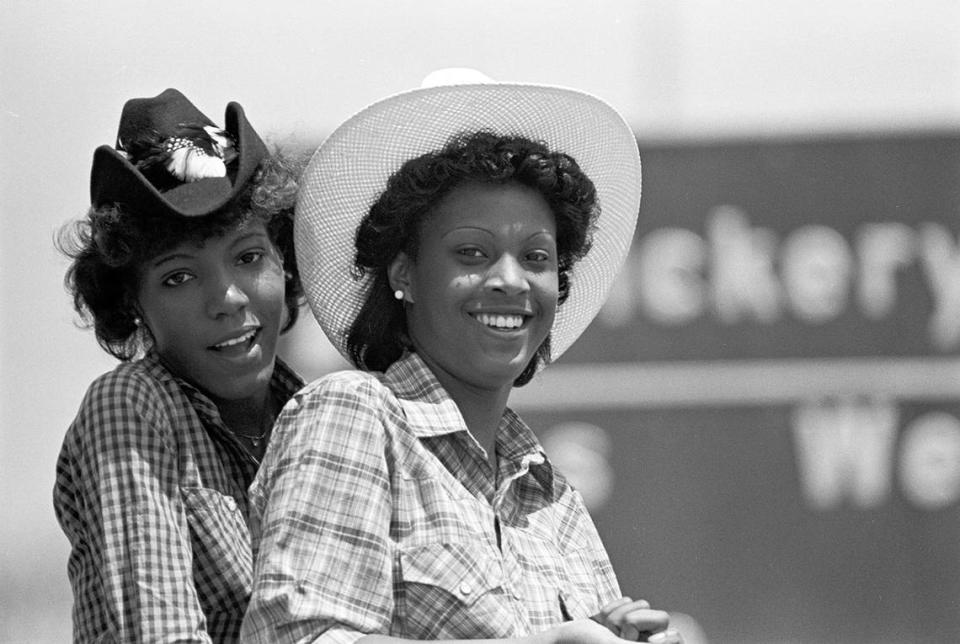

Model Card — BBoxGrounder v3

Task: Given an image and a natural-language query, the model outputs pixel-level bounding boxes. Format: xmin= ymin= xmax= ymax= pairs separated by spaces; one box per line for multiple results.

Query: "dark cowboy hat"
xmin=90 ymin=88 xmax=269 ymax=217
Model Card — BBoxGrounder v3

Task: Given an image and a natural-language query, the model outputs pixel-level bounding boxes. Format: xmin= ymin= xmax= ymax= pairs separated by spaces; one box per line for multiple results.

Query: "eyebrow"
xmin=441 ymin=226 xmax=555 ymax=240
xmin=151 ymin=251 xmax=196 ymax=269
xmin=229 ymin=230 xmax=271 ymax=248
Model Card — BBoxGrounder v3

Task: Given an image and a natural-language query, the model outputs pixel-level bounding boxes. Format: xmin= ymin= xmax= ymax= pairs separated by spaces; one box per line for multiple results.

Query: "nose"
xmin=485 ymin=254 xmax=530 ymax=296
xmin=206 ymin=270 xmax=250 ymax=318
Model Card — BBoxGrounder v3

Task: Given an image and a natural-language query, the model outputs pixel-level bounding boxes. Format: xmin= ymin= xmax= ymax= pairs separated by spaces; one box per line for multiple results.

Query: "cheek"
xmin=263 ymin=273 xmax=287 ymax=300
xmin=411 ymin=265 xmax=479 ymax=302
xmin=539 ymin=271 xmax=561 ymax=301
xmin=253 ymin=265 xmax=287 ymax=310
xmin=449 ymin=273 xmax=483 ymax=290
xmin=137 ymin=292 xmax=190 ymax=345
xmin=538 ymin=277 xmax=561 ymax=325
xmin=144 ymin=311 xmax=194 ymax=361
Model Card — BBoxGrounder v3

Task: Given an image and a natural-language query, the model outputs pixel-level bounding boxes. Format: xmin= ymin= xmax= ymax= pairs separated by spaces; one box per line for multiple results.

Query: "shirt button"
xmin=459 ymin=582 xmax=473 ymax=596
xmin=224 ymin=497 xmax=237 ymax=511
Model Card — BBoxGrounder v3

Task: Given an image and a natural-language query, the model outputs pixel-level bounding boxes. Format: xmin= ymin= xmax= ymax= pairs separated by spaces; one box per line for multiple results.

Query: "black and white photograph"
xmin=2 ymin=2 xmax=959 ymax=642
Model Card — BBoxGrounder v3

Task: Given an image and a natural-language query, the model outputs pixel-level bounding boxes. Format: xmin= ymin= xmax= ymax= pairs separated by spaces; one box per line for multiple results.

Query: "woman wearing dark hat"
xmin=241 ymin=71 xmax=682 ymax=644
xmin=53 ymin=89 xmax=305 ymax=642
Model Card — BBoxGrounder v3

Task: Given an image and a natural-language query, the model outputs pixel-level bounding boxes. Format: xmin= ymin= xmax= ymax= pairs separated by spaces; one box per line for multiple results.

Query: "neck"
xmin=216 ymin=387 xmax=275 ymax=438
xmin=421 ymin=359 xmax=512 ymax=468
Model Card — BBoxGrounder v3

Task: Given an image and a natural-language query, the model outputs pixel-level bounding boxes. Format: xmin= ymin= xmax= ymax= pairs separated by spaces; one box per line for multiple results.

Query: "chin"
xmin=215 ymin=367 xmax=274 ymax=402
xmin=475 ymin=360 xmax=530 ymax=388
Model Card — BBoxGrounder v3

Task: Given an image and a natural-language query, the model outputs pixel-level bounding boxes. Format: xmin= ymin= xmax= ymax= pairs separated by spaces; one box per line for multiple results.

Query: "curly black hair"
xmin=58 ymin=151 xmax=305 ymax=361
xmin=347 ymin=131 xmax=598 ymax=386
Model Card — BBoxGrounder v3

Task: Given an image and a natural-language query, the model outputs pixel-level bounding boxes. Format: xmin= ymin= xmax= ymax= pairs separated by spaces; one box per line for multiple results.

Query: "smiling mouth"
xmin=473 ymin=313 xmax=527 ymax=330
xmin=209 ymin=329 xmax=258 ymax=351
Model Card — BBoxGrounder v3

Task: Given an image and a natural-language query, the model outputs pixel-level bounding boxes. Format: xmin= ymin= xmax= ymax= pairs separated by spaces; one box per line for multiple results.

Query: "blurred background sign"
xmin=513 ymin=135 xmax=960 ymax=643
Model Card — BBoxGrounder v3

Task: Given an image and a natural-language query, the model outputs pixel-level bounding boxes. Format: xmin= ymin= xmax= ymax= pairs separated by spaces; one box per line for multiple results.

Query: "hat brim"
xmin=295 ymin=81 xmax=641 ymax=365
xmin=90 ymin=101 xmax=268 ymax=217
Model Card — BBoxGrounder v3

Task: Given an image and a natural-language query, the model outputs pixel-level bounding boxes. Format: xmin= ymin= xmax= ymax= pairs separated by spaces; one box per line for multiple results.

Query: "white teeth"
xmin=475 ymin=313 xmax=524 ymax=329
xmin=214 ymin=329 xmax=255 ymax=349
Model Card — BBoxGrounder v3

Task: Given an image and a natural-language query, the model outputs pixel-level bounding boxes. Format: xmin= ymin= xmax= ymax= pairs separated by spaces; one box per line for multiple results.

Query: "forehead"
xmin=426 ymin=181 xmax=556 ymax=234
xmin=156 ymin=218 xmax=268 ymax=252
xmin=142 ymin=220 xmax=271 ymax=270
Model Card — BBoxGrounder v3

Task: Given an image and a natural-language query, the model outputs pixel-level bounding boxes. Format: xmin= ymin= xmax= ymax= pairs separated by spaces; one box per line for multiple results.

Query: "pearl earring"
xmin=133 ymin=316 xmax=142 ymax=327
xmin=394 ymin=290 xmax=404 ymax=301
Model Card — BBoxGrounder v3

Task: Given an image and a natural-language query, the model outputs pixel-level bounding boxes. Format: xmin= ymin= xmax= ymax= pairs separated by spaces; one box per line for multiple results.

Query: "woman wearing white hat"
xmin=241 ymin=72 xmax=681 ymax=644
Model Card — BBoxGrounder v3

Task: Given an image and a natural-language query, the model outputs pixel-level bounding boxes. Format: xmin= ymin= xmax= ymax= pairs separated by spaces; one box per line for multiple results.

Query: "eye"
xmin=456 ymin=246 xmax=487 ymax=261
xmin=525 ymin=248 xmax=554 ymax=264
xmin=162 ymin=271 xmax=194 ymax=287
xmin=238 ymin=249 xmax=265 ymax=265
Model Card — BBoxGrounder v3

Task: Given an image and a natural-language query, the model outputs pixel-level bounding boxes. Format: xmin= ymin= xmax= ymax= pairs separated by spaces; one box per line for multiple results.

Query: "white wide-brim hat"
xmin=296 ymin=69 xmax=641 ymax=365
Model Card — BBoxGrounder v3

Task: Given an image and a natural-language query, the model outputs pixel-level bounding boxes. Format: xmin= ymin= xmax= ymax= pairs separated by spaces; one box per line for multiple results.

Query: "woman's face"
xmin=136 ymin=220 xmax=286 ymax=405
xmin=391 ymin=181 xmax=559 ymax=392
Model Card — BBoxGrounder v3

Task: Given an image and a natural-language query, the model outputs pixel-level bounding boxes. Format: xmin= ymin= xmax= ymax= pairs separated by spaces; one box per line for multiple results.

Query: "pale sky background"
xmin=2 ymin=1 xmax=959 ymax=641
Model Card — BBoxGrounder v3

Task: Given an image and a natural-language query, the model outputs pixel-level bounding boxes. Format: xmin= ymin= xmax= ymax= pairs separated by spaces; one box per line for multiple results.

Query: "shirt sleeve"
xmin=241 ymin=374 xmax=395 ymax=644
xmin=53 ymin=370 xmax=213 ymax=643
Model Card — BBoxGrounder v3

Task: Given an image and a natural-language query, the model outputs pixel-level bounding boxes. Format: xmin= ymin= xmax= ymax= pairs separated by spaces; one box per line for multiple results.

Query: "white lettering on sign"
xmin=856 ymin=222 xmax=915 ymax=319
xmin=708 ymin=206 xmax=782 ymax=324
xmin=791 ymin=398 xmax=899 ymax=509
xmin=605 ymin=207 xmax=960 ymax=349
xmin=781 ymin=225 xmax=853 ymax=323
xmin=635 ymin=228 xmax=707 ymax=325
xmin=792 ymin=402 xmax=960 ymax=510
xmin=919 ymin=223 xmax=960 ymax=351
xmin=898 ymin=412 xmax=960 ymax=509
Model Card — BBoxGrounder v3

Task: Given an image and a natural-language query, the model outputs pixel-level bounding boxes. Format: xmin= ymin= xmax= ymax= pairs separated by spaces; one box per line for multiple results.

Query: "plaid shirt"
xmin=241 ymin=352 xmax=620 ymax=644
xmin=53 ymin=350 xmax=303 ymax=643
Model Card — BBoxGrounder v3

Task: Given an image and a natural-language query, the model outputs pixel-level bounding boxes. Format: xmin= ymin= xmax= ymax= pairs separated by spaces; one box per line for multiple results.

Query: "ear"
xmin=388 ymin=252 xmax=415 ymax=303
xmin=129 ymin=298 xmax=144 ymax=323
xmin=130 ymin=300 xmax=148 ymax=328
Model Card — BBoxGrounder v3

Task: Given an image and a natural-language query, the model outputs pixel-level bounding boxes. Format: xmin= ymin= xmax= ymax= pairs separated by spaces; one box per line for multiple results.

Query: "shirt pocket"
xmin=396 ymin=541 xmax=513 ymax=639
xmin=182 ymin=487 xmax=253 ymax=612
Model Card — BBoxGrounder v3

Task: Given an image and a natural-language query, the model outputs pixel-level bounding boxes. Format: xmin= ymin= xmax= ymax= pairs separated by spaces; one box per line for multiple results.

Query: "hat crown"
xmin=90 ymin=88 xmax=269 ymax=217
xmin=420 ymin=67 xmax=494 ymax=88
xmin=116 ymin=88 xmax=215 ymax=147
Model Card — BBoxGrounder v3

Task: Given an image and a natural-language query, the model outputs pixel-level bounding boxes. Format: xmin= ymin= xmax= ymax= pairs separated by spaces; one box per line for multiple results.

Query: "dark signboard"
xmin=512 ymin=134 xmax=960 ymax=643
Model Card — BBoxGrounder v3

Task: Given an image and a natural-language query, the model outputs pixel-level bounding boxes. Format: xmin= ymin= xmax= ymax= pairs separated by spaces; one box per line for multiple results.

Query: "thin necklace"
xmin=231 ymin=394 xmax=277 ymax=448
xmin=234 ymin=425 xmax=270 ymax=448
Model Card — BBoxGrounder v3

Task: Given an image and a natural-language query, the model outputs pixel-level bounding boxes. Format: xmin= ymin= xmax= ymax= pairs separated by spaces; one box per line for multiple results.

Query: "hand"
xmin=589 ymin=597 xmax=683 ymax=643
xmin=542 ymin=617 xmax=683 ymax=644
xmin=544 ymin=618 xmax=628 ymax=644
